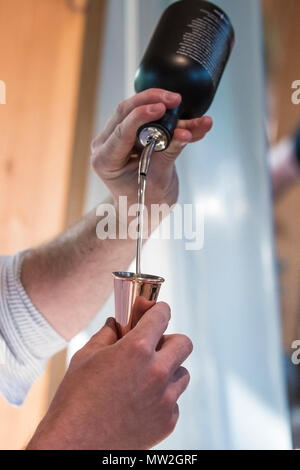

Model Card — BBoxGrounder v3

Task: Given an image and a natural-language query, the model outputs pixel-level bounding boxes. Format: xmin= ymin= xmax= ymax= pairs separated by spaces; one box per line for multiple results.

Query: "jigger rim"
xmin=113 ymin=271 xmax=165 ymax=283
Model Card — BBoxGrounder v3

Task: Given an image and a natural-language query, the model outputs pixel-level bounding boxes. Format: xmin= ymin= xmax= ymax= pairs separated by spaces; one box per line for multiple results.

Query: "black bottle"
xmin=134 ymin=0 xmax=235 ymax=151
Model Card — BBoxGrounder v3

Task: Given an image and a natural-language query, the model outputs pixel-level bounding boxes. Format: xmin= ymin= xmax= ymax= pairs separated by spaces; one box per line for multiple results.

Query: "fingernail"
xmin=105 ymin=317 xmax=115 ymax=327
xmin=148 ymin=103 xmax=164 ymax=114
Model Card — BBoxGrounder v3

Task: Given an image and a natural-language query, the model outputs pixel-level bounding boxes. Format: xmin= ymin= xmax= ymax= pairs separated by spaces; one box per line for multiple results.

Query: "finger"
xmin=99 ymin=103 xmax=167 ymax=170
xmin=87 ymin=317 xmax=118 ymax=349
xmin=131 ymin=296 xmax=156 ymax=329
xmin=154 ymin=117 xmax=212 ymax=166
xmin=169 ymin=366 xmax=191 ymax=401
xmin=177 ymin=116 xmax=213 ymax=142
xmin=157 ymin=334 xmax=193 ymax=374
xmin=93 ymin=89 xmax=182 ymax=145
xmin=177 ymin=115 xmax=212 ymax=130
xmin=154 ymin=128 xmax=193 ymax=165
xmin=173 ymin=403 xmax=179 ymax=418
xmin=170 ymin=403 xmax=179 ymax=431
xmin=125 ymin=301 xmax=171 ymax=351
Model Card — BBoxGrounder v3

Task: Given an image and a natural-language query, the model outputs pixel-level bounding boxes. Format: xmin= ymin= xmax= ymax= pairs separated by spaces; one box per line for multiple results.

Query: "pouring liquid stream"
xmin=136 ymin=173 xmax=146 ymax=276
xmin=135 ymin=137 xmax=158 ymax=276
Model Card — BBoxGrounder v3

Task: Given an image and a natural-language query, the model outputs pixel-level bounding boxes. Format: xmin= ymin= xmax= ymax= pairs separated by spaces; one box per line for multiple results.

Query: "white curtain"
xmin=70 ymin=0 xmax=291 ymax=450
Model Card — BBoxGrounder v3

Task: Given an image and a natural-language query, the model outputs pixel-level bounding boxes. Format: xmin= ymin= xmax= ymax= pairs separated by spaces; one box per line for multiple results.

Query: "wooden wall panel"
xmin=263 ymin=0 xmax=300 ymax=142
xmin=0 ymin=0 xmax=86 ymax=252
xmin=263 ymin=0 xmax=300 ymax=350
xmin=0 ymin=0 xmax=104 ymax=449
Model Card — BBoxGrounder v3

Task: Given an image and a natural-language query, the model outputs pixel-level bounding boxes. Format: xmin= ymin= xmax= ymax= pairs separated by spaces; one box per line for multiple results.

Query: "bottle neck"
xmin=137 ymin=104 xmax=182 ymax=151
xmin=138 ymin=126 xmax=169 ymax=151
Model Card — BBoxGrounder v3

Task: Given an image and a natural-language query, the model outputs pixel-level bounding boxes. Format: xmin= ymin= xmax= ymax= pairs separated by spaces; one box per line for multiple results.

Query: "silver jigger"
xmin=113 ymin=271 xmax=165 ymax=337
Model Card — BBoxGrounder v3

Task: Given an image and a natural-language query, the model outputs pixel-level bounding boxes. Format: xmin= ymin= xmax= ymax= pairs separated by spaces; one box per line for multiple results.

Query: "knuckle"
xmin=151 ymin=361 xmax=169 ymax=384
xmin=167 ymin=406 xmax=179 ymax=434
xmin=90 ymin=133 xmax=104 ymax=153
xmin=90 ymin=148 xmax=104 ymax=173
xmin=178 ymin=334 xmax=193 ymax=355
xmin=114 ymin=123 xmax=123 ymax=141
xmin=181 ymin=367 xmax=191 ymax=384
xmin=146 ymin=88 xmax=163 ymax=100
xmin=131 ymin=106 xmax=145 ymax=122
xmin=178 ymin=369 xmax=191 ymax=393
xmin=155 ymin=302 xmax=171 ymax=322
xmin=70 ymin=348 xmax=85 ymax=366
xmin=116 ymin=100 xmax=126 ymax=117
xmin=131 ymin=337 xmax=152 ymax=359
xmin=161 ymin=389 xmax=176 ymax=410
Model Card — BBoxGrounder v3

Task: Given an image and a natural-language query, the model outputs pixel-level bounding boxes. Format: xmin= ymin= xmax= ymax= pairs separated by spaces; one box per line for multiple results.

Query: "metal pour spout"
xmin=138 ymin=126 xmax=169 ymax=154
xmin=139 ymin=135 xmax=158 ymax=177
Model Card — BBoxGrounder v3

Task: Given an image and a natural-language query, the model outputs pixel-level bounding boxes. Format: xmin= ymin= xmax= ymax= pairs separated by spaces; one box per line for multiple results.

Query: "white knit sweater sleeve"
xmin=0 ymin=252 xmax=67 ymax=405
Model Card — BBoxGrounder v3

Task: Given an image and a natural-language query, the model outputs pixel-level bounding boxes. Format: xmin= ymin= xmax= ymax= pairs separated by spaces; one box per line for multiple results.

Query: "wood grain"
xmin=0 ymin=0 xmax=86 ymax=449
xmin=263 ymin=0 xmax=300 ymax=350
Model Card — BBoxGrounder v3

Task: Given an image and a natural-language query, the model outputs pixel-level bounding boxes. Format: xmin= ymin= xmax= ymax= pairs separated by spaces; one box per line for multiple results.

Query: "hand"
xmin=27 ymin=302 xmax=193 ymax=450
xmin=91 ymin=88 xmax=213 ymax=210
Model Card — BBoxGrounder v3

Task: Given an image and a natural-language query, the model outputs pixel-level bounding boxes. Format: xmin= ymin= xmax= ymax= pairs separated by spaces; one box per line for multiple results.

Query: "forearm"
xmin=21 ymin=197 xmax=137 ymax=340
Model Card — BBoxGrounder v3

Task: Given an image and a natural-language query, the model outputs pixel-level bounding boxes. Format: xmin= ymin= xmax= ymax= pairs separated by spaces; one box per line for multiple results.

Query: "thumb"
xmin=88 ymin=317 xmax=118 ymax=348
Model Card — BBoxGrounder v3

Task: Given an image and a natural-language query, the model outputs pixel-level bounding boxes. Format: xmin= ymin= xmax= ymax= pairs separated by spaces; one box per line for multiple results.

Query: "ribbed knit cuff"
xmin=0 ymin=252 xmax=67 ymax=405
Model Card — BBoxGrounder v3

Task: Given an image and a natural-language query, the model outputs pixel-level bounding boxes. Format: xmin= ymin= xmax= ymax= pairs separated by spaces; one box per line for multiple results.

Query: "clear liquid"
xmin=135 ymin=137 xmax=157 ymax=276
xmin=136 ymin=173 xmax=146 ymax=275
